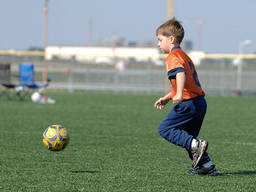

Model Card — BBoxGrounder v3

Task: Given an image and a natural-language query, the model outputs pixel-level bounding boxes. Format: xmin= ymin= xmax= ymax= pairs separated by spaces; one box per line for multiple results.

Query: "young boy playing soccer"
xmin=154 ymin=18 xmax=218 ymax=175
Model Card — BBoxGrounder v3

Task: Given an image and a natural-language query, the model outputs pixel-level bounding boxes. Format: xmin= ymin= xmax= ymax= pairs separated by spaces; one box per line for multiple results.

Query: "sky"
xmin=0 ymin=0 xmax=255 ymax=53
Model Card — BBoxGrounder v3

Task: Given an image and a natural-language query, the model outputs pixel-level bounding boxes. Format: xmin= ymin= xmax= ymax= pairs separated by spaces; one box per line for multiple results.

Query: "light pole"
xmin=236 ymin=40 xmax=252 ymax=93
xmin=165 ymin=0 xmax=176 ymax=94
xmin=43 ymin=0 xmax=49 ymax=83
xmin=167 ymin=0 xmax=176 ymax=20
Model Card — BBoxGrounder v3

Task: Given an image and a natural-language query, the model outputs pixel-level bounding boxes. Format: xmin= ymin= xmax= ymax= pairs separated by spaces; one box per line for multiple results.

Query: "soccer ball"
xmin=31 ymin=92 xmax=42 ymax=103
xmin=43 ymin=125 xmax=70 ymax=151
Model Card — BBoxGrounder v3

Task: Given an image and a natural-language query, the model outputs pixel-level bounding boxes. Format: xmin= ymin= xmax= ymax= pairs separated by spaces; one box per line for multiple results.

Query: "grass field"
xmin=1 ymin=92 xmax=256 ymax=192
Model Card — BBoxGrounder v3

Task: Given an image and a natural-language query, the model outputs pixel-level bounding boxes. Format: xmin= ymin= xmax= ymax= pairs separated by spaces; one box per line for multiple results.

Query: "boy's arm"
xmin=172 ymin=71 xmax=186 ymax=104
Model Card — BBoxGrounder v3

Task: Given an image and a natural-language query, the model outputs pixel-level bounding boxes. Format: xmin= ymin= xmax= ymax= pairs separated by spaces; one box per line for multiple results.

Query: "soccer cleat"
xmin=191 ymin=139 xmax=208 ymax=168
xmin=187 ymin=165 xmax=218 ymax=176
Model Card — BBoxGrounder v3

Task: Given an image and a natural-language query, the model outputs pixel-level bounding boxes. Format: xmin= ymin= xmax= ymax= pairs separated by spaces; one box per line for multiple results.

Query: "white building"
xmin=45 ymin=45 xmax=204 ymax=66
xmin=45 ymin=46 xmax=163 ymax=65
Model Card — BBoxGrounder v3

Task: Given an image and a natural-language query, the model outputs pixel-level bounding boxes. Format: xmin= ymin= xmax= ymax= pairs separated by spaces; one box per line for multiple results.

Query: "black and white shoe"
xmin=191 ymin=139 xmax=208 ymax=168
xmin=187 ymin=165 xmax=218 ymax=176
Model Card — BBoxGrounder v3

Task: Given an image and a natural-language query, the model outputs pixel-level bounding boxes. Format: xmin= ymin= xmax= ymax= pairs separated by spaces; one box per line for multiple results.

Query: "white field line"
xmin=218 ymin=141 xmax=256 ymax=146
xmin=1 ymin=130 xmax=256 ymax=146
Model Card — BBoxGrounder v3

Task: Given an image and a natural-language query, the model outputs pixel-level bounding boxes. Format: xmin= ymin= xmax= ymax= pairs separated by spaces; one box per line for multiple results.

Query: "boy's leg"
xmin=158 ymin=96 xmax=211 ymax=165
xmin=158 ymin=98 xmax=204 ymax=151
xmin=158 ymin=106 xmax=194 ymax=150
xmin=185 ymin=117 xmax=217 ymax=174
xmin=185 ymin=115 xmax=211 ymax=165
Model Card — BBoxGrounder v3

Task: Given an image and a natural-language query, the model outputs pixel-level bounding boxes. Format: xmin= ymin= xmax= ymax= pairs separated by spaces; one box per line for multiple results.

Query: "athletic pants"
xmin=158 ymin=96 xmax=211 ymax=165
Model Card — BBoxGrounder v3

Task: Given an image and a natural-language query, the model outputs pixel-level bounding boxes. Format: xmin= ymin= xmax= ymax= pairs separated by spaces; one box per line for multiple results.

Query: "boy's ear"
xmin=168 ymin=35 xmax=175 ymax=43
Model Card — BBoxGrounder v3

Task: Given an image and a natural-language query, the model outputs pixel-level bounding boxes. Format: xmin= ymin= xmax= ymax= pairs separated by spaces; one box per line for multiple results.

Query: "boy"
xmin=154 ymin=18 xmax=218 ymax=175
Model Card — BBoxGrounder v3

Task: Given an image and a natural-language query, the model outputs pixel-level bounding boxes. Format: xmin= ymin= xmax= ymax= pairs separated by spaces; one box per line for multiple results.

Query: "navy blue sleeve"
xmin=167 ymin=67 xmax=185 ymax=79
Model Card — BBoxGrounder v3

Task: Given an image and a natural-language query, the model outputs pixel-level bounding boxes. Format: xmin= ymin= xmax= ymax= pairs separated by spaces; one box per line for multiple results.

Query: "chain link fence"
xmin=1 ymin=57 xmax=256 ymax=96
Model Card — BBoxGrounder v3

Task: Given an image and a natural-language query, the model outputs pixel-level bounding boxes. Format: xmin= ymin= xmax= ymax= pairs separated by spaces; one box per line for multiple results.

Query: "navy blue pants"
xmin=158 ymin=96 xmax=211 ymax=165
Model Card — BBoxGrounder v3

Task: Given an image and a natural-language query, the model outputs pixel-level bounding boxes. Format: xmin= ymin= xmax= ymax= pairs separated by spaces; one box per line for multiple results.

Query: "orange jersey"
xmin=166 ymin=46 xmax=205 ymax=100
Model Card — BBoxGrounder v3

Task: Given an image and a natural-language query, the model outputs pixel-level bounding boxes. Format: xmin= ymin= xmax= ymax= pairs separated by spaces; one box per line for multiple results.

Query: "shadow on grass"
xmin=70 ymin=170 xmax=100 ymax=174
xmin=218 ymin=170 xmax=256 ymax=176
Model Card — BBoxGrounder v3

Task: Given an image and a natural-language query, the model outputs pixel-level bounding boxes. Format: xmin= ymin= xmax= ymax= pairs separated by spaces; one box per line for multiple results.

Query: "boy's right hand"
xmin=154 ymin=96 xmax=170 ymax=110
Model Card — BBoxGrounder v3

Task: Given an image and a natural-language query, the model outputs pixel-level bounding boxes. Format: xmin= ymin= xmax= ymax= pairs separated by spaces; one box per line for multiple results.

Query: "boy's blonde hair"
xmin=156 ymin=18 xmax=184 ymax=44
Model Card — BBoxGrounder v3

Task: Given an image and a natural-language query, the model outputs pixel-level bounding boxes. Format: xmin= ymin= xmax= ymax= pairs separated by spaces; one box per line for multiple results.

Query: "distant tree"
xmin=27 ymin=46 xmax=44 ymax=51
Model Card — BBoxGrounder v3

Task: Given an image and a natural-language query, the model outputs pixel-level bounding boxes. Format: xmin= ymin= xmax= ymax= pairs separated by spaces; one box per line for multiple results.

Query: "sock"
xmin=202 ymin=161 xmax=212 ymax=168
xmin=191 ymin=139 xmax=198 ymax=150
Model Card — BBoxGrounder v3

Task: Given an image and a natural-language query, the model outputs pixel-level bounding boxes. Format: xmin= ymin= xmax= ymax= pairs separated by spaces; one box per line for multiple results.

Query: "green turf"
xmin=1 ymin=92 xmax=256 ymax=192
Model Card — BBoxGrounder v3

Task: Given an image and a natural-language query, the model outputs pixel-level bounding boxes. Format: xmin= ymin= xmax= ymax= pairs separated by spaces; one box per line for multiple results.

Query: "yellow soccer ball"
xmin=43 ymin=125 xmax=70 ymax=151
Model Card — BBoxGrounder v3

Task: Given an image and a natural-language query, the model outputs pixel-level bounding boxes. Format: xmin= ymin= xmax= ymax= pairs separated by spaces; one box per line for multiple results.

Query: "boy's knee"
xmin=158 ymin=123 xmax=166 ymax=138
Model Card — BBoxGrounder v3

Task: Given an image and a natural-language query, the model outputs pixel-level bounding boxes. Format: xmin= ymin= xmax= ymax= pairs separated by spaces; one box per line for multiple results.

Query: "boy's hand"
xmin=154 ymin=96 xmax=170 ymax=110
xmin=172 ymin=94 xmax=182 ymax=104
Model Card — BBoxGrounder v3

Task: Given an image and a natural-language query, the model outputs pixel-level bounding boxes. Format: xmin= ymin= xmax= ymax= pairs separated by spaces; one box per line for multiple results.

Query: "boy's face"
xmin=157 ymin=34 xmax=172 ymax=54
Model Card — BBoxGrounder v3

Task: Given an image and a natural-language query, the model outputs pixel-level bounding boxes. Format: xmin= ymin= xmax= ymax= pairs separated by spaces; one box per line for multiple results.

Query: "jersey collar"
xmin=171 ymin=45 xmax=181 ymax=52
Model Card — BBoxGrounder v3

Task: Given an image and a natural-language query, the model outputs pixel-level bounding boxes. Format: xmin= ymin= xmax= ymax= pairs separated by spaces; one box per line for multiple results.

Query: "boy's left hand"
xmin=172 ymin=94 xmax=182 ymax=104
xmin=154 ymin=96 xmax=170 ymax=110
